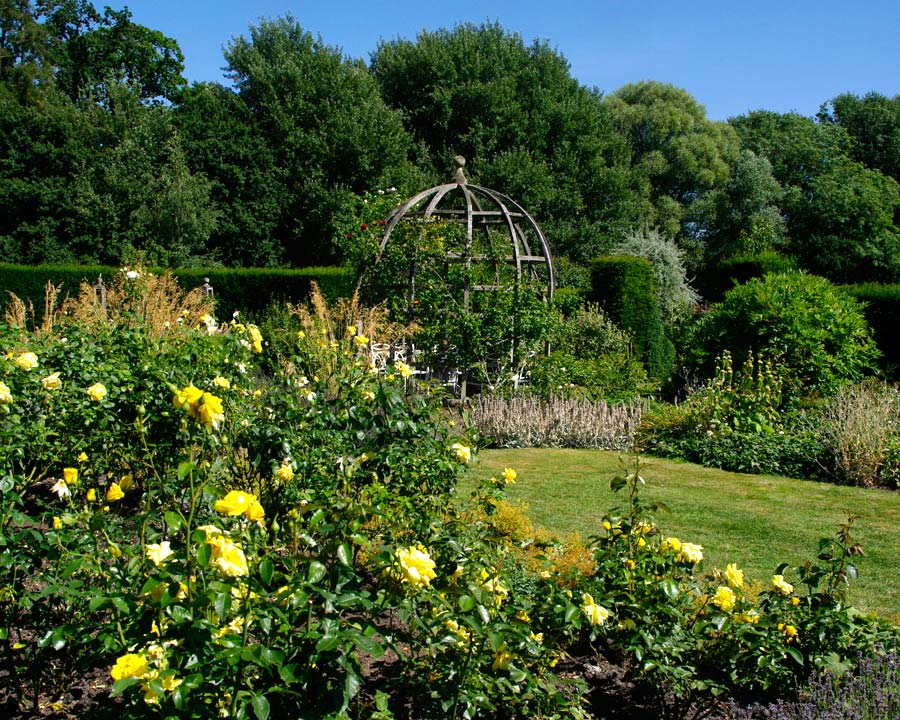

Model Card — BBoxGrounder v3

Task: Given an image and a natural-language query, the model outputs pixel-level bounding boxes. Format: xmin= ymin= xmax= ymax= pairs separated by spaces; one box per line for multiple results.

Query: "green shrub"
xmin=687 ymin=272 xmax=880 ymax=399
xmin=588 ymin=255 xmax=674 ymax=379
xmin=842 ymin=283 xmax=900 ymax=378
xmin=700 ymin=251 xmax=799 ymax=302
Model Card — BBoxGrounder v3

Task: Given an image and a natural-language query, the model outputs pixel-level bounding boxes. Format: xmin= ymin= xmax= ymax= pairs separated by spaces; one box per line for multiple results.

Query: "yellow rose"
xmin=106 ymin=483 xmax=125 ymax=501
xmin=451 ymin=442 xmax=471 ymax=464
xmin=724 ymin=563 xmax=744 ymax=589
xmin=77 ymin=451 xmax=88 ymax=462
xmin=677 ymin=542 xmax=704 ymax=564
xmin=86 ymin=488 xmax=97 ymax=502
xmin=276 ymin=463 xmax=294 ymax=482
xmin=212 ymin=376 xmax=231 ymax=389
xmin=771 ymin=574 xmax=794 ymax=596
xmin=396 ymin=361 xmax=413 ymax=378
xmin=110 ymin=653 xmax=149 ymax=681
xmin=501 ymin=467 xmax=517 ymax=484
xmin=492 ymin=642 xmax=511 ymax=672
xmin=63 ymin=467 xmax=78 ymax=486
xmin=146 ymin=541 xmax=175 ymax=566
xmin=196 ymin=392 xmax=224 ymax=429
xmin=208 ymin=536 xmax=249 ymax=577
xmin=0 ymin=381 xmax=11 ymax=403
xmin=41 ymin=372 xmax=61 ymax=390
xmin=87 ymin=382 xmax=107 ymax=402
xmin=173 ymin=384 xmax=203 ymax=413
xmin=52 ymin=516 xmax=63 ymax=530
xmin=214 ymin=490 xmax=256 ymax=517
xmin=661 ymin=536 xmax=682 ymax=553
xmin=353 ymin=334 xmax=369 ymax=346
xmin=248 ymin=325 xmax=263 ymax=353
xmin=581 ymin=592 xmax=612 ymax=626
xmin=712 ymin=585 xmax=736 ymax=612
xmin=15 ymin=352 xmax=38 ymax=370
xmin=395 ymin=545 xmax=437 ymax=589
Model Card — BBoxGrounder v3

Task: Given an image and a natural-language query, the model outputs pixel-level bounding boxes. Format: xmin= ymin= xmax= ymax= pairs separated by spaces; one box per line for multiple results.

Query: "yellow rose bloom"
xmin=173 ymin=384 xmax=203 ymax=413
xmin=353 ymin=334 xmax=369 ymax=346
xmin=396 ymin=361 xmax=413 ymax=378
xmin=451 ymin=442 xmax=471 ymax=464
xmin=52 ymin=516 xmax=63 ymax=530
xmin=362 ymin=389 xmax=375 ymax=401
xmin=0 ymin=381 xmax=11 ymax=404
xmin=110 ymin=653 xmax=149 ymax=681
xmin=276 ymin=463 xmax=294 ymax=482
xmin=41 ymin=372 xmax=61 ymax=390
xmin=779 ymin=623 xmax=799 ymax=642
xmin=86 ymin=488 xmax=97 ymax=502
xmin=395 ymin=545 xmax=437 ymax=589
xmin=77 ymin=451 xmax=88 ymax=462
xmin=712 ymin=585 xmax=736 ymax=612
xmin=215 ymin=490 xmax=259 ymax=517
xmin=15 ymin=352 xmax=38 ymax=370
xmin=106 ymin=483 xmax=125 ymax=501
xmin=677 ymin=542 xmax=704 ymax=564
xmin=146 ymin=541 xmax=175 ymax=566
xmin=661 ymin=536 xmax=682 ymax=553
xmin=771 ymin=574 xmax=794 ymax=596
xmin=501 ymin=467 xmax=517 ymax=484
xmin=87 ymin=382 xmax=107 ymax=402
xmin=212 ymin=376 xmax=231 ymax=389
xmin=492 ymin=642 xmax=512 ymax=672
xmin=192 ymin=392 xmax=223 ymax=429
xmin=248 ymin=325 xmax=263 ymax=353
xmin=724 ymin=563 xmax=744 ymax=589
xmin=208 ymin=536 xmax=249 ymax=577
xmin=581 ymin=592 xmax=612 ymax=627
xmin=63 ymin=467 xmax=78 ymax=486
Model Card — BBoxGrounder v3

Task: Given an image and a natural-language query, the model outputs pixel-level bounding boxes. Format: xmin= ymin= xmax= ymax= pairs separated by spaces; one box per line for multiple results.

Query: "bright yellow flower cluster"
xmin=0 ymin=381 xmax=10 ymax=404
xmin=15 ymin=351 xmax=38 ymax=370
xmin=209 ymin=534 xmax=250 ymax=577
xmin=712 ymin=586 xmax=736 ymax=612
xmin=771 ymin=574 xmax=794 ymax=596
xmin=214 ymin=490 xmax=264 ymax=523
xmin=248 ymin=325 xmax=263 ymax=353
xmin=87 ymin=382 xmax=107 ymax=402
xmin=276 ymin=462 xmax=294 ymax=482
xmin=676 ymin=542 xmax=704 ymax=565
xmin=451 ymin=442 xmax=471 ymax=464
xmin=724 ymin=563 xmax=744 ymax=589
xmin=173 ymin=384 xmax=225 ymax=430
xmin=110 ymin=653 xmax=150 ymax=681
xmin=581 ymin=592 xmax=612 ymax=627
xmin=395 ymin=545 xmax=437 ymax=589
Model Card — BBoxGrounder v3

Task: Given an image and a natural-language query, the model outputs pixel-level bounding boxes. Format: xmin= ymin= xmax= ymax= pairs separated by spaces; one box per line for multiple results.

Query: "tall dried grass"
xmin=472 ymin=393 xmax=648 ymax=449
xmin=820 ymin=379 xmax=900 ymax=487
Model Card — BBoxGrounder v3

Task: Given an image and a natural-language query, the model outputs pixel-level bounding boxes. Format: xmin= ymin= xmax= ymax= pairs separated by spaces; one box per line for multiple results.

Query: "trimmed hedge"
xmin=700 ymin=251 xmax=799 ymax=302
xmin=587 ymin=255 xmax=673 ymax=379
xmin=842 ymin=283 xmax=900 ymax=378
xmin=0 ymin=263 xmax=354 ymax=324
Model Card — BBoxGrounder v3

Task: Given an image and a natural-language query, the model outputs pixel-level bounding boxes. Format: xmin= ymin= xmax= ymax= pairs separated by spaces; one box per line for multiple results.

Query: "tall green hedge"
xmin=842 ymin=283 xmax=900 ymax=378
xmin=0 ymin=264 xmax=354 ymax=325
xmin=700 ymin=251 xmax=799 ymax=302
xmin=588 ymin=255 xmax=673 ymax=379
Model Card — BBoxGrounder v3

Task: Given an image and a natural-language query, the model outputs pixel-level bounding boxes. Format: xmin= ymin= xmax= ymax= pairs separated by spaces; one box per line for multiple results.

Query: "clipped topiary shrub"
xmin=588 ymin=255 xmax=674 ymax=379
xmin=687 ymin=271 xmax=880 ymax=399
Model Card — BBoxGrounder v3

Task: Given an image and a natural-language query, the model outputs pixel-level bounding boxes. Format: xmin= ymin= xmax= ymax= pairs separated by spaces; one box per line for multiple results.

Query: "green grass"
xmin=461 ymin=448 xmax=900 ymax=620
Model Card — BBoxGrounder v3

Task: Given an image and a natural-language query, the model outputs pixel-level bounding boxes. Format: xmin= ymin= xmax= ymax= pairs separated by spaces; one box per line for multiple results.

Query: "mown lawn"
xmin=462 ymin=448 xmax=900 ymax=621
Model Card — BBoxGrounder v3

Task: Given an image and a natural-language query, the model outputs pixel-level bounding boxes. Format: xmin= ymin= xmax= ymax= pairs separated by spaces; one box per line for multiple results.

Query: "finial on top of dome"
xmin=454 ymin=155 xmax=467 ymax=185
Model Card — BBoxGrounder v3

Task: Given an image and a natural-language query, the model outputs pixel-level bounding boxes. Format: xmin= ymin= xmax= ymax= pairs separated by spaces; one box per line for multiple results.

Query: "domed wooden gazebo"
xmin=377 ymin=156 xmax=555 ymax=312
xmin=371 ymin=157 xmax=555 ymax=398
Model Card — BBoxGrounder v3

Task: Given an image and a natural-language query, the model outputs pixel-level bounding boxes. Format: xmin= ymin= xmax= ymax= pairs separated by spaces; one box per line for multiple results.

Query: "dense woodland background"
xmin=2 ymin=2 xmax=899 ymax=289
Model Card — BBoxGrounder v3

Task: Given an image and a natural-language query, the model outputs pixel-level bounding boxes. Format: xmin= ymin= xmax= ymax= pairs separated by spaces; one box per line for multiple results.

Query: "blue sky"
xmin=108 ymin=0 xmax=899 ymax=121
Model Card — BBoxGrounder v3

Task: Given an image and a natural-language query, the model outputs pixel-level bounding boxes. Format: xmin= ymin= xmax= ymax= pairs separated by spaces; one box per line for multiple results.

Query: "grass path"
xmin=462 ymin=448 xmax=900 ymax=620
